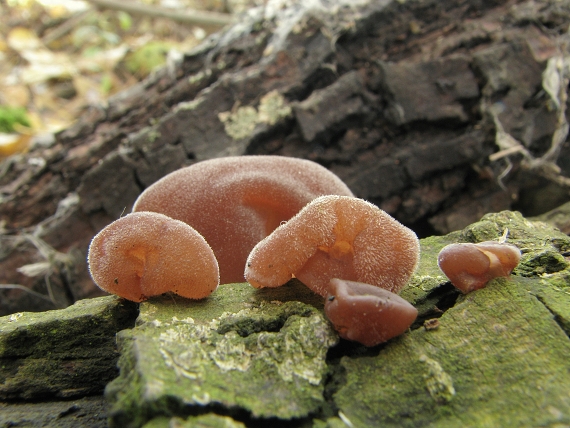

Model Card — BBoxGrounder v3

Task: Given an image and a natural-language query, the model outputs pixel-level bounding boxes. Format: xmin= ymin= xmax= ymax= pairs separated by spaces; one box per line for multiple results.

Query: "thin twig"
xmin=0 ymin=284 xmax=54 ymax=302
xmin=541 ymin=55 xmax=569 ymax=163
xmin=489 ymin=145 xmax=527 ymax=162
xmin=85 ymin=0 xmax=234 ymax=27
xmin=496 ymin=157 xmax=512 ymax=192
xmin=43 ymin=9 xmax=93 ymax=45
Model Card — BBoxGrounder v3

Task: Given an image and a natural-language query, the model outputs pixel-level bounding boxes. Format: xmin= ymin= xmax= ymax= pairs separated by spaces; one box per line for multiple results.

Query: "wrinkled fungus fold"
xmin=245 ymin=195 xmax=420 ymax=296
xmin=437 ymin=241 xmax=521 ymax=293
xmin=324 ymin=278 xmax=418 ymax=346
xmin=88 ymin=211 xmax=219 ymax=302
xmin=133 ymin=156 xmax=353 ymax=284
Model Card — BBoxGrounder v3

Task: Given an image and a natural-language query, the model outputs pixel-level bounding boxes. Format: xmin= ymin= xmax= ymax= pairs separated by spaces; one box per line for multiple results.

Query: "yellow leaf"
xmin=8 ymin=27 xmax=77 ymax=84
xmin=7 ymin=27 xmax=41 ymax=52
xmin=0 ymin=133 xmax=31 ymax=157
xmin=0 ymin=35 xmax=8 ymax=53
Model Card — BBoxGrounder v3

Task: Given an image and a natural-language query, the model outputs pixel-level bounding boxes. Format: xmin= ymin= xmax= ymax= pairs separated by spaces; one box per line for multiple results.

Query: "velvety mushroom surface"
xmin=437 ymin=241 xmax=521 ymax=293
xmin=133 ymin=156 xmax=354 ymax=284
xmin=245 ymin=195 xmax=420 ymax=296
xmin=88 ymin=211 xmax=219 ymax=302
xmin=324 ymin=278 xmax=418 ymax=346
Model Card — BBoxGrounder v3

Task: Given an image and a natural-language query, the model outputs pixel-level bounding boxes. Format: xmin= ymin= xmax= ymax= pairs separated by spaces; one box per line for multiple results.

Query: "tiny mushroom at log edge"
xmin=437 ymin=241 xmax=521 ymax=293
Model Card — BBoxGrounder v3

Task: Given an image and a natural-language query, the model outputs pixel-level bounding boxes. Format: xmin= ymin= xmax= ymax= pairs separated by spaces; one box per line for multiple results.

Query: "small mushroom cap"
xmin=245 ymin=195 xmax=420 ymax=296
xmin=437 ymin=241 xmax=521 ymax=293
xmin=133 ymin=156 xmax=353 ymax=284
xmin=88 ymin=212 xmax=219 ymax=302
xmin=325 ymin=278 xmax=418 ymax=346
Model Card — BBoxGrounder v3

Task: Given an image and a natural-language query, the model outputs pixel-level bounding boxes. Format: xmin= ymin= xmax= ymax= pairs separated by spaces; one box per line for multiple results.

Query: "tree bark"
xmin=1 ymin=0 xmax=569 ymax=314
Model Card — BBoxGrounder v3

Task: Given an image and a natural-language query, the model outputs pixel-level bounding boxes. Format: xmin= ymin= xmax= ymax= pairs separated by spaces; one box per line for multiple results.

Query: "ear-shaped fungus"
xmin=88 ymin=212 xmax=219 ymax=302
xmin=325 ymin=278 xmax=418 ymax=346
xmin=133 ymin=156 xmax=353 ymax=284
xmin=245 ymin=195 xmax=420 ymax=296
xmin=437 ymin=241 xmax=521 ymax=293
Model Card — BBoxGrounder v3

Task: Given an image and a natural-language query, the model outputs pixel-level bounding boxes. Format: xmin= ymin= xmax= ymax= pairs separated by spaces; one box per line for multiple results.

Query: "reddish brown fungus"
xmin=245 ymin=195 xmax=420 ymax=296
xmin=88 ymin=212 xmax=219 ymax=302
xmin=133 ymin=156 xmax=353 ymax=284
xmin=437 ymin=241 xmax=521 ymax=293
xmin=324 ymin=278 xmax=418 ymax=346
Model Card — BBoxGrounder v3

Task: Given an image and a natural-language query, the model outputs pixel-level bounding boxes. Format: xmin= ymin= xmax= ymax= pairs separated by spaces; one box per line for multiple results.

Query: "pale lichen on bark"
xmin=106 ymin=282 xmax=337 ymax=426
xmin=218 ymin=90 xmax=292 ymax=140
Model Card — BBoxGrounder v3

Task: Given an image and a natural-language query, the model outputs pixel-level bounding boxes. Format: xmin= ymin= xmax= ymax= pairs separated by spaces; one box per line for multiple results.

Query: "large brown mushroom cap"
xmin=245 ymin=195 xmax=420 ymax=296
xmin=88 ymin=211 xmax=219 ymax=302
xmin=133 ymin=156 xmax=353 ymax=284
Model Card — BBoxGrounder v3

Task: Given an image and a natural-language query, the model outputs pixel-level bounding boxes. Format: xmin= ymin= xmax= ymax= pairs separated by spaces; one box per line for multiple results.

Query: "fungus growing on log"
xmin=245 ymin=195 xmax=420 ymax=296
xmin=437 ymin=241 xmax=521 ymax=293
xmin=133 ymin=156 xmax=353 ymax=284
xmin=88 ymin=212 xmax=219 ymax=302
xmin=324 ymin=278 xmax=418 ymax=346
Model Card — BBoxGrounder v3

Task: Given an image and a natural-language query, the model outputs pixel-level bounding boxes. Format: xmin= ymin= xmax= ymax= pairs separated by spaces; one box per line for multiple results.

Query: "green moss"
xmin=0 ymin=106 xmax=31 ymax=133
xmin=106 ymin=281 xmax=336 ymax=427
xmin=0 ymin=296 xmax=136 ymax=359
xmin=335 ymin=277 xmax=570 ymax=427
xmin=147 ymin=129 xmax=161 ymax=144
xmin=313 ymin=416 xmax=353 ymax=428
xmin=175 ymin=97 xmax=204 ymax=112
xmin=402 ymin=234 xmax=452 ymax=303
xmin=419 ymin=355 xmax=455 ymax=404
xmin=460 ymin=219 xmax=502 ymax=242
xmin=5 ymin=210 xmax=562 ymax=425
xmin=0 ymin=296 xmax=137 ymax=399
xmin=403 ymin=210 xmax=570 ymax=301
xmin=125 ymin=41 xmax=174 ymax=78
xmin=103 ymin=210 xmax=570 ymax=427
xmin=519 ymin=249 xmax=569 ymax=276
xmin=334 ymin=211 xmax=570 ymax=427
xmin=143 ymin=414 xmax=246 ymax=427
xmin=187 ymin=69 xmax=212 ymax=85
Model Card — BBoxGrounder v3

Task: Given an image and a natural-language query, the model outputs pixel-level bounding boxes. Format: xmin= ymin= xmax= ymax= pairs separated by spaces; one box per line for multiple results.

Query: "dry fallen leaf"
xmin=0 ymin=133 xmax=31 ymax=157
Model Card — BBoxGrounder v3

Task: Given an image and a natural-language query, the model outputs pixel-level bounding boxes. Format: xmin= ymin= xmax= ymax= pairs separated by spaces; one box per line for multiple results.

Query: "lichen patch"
xmin=154 ymin=305 xmax=335 ymax=381
xmin=256 ymin=313 xmax=337 ymax=385
xmin=106 ymin=282 xmax=337 ymax=422
xmin=419 ymin=354 xmax=455 ymax=404
xmin=218 ymin=91 xmax=291 ymax=140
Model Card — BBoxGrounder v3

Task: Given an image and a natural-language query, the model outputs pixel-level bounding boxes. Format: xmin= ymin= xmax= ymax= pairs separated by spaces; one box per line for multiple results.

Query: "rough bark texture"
xmin=1 ymin=0 xmax=570 ymax=315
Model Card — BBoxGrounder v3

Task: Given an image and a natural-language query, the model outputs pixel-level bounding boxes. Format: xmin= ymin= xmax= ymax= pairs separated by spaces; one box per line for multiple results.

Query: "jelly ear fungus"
xmin=437 ymin=241 xmax=521 ymax=293
xmin=324 ymin=279 xmax=418 ymax=347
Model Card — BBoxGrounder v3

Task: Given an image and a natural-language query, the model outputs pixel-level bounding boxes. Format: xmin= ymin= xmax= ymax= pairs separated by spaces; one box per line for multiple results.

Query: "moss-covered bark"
xmin=335 ymin=276 xmax=570 ymax=427
xmin=2 ymin=211 xmax=570 ymax=427
xmin=0 ymin=296 xmax=137 ymax=399
xmin=106 ymin=211 xmax=570 ymax=427
xmin=106 ymin=281 xmax=337 ymax=427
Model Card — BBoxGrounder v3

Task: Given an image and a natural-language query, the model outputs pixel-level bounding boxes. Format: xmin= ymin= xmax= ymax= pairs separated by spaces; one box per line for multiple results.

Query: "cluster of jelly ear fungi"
xmin=88 ymin=156 xmax=421 ymax=346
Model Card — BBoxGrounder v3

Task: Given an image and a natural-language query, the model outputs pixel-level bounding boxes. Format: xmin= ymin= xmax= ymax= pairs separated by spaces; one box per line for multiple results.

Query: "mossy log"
xmin=0 ymin=296 xmax=137 ymax=401
xmin=2 ymin=210 xmax=569 ymax=426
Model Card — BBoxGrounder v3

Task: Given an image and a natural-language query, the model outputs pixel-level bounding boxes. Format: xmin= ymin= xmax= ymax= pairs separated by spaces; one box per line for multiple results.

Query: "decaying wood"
xmin=1 ymin=0 xmax=570 ymax=314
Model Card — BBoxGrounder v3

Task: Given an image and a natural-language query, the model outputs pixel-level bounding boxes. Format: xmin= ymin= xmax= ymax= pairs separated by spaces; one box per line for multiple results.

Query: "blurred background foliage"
xmin=0 ymin=0 xmax=263 ymax=157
